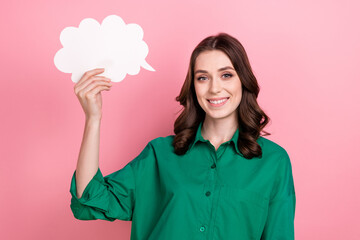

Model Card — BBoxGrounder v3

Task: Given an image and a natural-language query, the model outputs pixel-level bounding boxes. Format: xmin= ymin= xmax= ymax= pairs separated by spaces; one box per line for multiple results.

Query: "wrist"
xmin=85 ymin=116 xmax=102 ymax=125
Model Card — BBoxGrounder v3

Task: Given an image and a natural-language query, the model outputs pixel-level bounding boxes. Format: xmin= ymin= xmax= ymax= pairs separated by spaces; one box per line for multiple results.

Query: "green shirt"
xmin=70 ymin=121 xmax=296 ymax=240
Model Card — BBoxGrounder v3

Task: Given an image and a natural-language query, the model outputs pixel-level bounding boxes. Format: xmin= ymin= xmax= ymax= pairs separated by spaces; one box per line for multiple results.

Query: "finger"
xmin=86 ymin=85 xmax=112 ymax=98
xmin=76 ymin=68 xmax=105 ymax=86
xmin=75 ymin=77 xmax=112 ymax=94
xmin=80 ymin=81 xmax=112 ymax=98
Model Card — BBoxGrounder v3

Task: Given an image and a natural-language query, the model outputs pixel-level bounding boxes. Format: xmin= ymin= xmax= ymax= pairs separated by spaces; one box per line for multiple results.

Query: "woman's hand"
xmin=73 ymin=68 xmax=112 ymax=120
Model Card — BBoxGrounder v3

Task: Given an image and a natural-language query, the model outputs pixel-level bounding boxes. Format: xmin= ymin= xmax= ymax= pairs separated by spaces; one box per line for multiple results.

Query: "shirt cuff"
xmin=69 ymin=168 xmax=110 ymax=214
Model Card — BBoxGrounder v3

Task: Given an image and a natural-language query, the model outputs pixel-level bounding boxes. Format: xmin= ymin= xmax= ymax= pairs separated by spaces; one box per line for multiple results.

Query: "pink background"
xmin=1 ymin=0 xmax=359 ymax=239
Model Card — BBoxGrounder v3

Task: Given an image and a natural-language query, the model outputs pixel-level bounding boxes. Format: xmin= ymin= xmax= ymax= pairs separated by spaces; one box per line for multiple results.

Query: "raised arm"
xmin=73 ymin=68 xmax=112 ymax=198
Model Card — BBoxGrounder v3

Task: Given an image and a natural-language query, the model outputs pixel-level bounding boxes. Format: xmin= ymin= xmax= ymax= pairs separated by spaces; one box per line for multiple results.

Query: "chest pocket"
xmin=218 ymin=186 xmax=269 ymax=239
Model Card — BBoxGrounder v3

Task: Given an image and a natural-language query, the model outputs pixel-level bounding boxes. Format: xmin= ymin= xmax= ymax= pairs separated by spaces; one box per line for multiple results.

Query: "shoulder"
xmin=148 ymin=134 xmax=175 ymax=152
xmin=143 ymin=135 xmax=178 ymax=159
xmin=257 ymin=136 xmax=290 ymax=161
xmin=257 ymin=137 xmax=294 ymax=180
xmin=131 ymin=134 xmax=175 ymax=162
xmin=128 ymin=134 xmax=175 ymax=168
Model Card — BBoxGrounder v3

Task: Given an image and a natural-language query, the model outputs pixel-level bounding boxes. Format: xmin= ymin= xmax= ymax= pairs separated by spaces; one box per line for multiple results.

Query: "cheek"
xmin=237 ymin=86 xmax=242 ymax=97
xmin=231 ymin=81 xmax=242 ymax=101
xmin=194 ymin=84 xmax=202 ymax=104
xmin=235 ymin=80 xmax=242 ymax=94
xmin=237 ymin=89 xmax=242 ymax=102
xmin=194 ymin=83 xmax=205 ymax=98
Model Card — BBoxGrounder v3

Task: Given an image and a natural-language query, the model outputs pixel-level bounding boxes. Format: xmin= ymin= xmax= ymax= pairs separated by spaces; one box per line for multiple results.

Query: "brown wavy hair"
xmin=173 ymin=32 xmax=270 ymax=159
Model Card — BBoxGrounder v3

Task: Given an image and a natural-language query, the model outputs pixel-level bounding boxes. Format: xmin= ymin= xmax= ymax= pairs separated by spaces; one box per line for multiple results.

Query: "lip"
xmin=207 ymin=97 xmax=229 ymax=101
xmin=207 ymin=97 xmax=230 ymax=107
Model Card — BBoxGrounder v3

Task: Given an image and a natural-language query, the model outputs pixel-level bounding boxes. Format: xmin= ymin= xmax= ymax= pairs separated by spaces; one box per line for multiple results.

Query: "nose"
xmin=209 ymin=77 xmax=222 ymax=93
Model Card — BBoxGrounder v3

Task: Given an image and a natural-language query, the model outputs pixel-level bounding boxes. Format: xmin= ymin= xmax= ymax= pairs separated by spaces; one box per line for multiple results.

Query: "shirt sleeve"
xmin=260 ymin=152 xmax=296 ymax=239
xmin=69 ymin=142 xmax=153 ymax=221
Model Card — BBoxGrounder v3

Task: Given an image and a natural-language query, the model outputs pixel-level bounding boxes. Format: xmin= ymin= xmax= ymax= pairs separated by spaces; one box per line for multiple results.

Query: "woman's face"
xmin=194 ymin=50 xmax=242 ymax=122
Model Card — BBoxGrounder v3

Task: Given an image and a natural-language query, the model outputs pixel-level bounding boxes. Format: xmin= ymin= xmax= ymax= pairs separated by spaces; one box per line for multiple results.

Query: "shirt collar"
xmin=188 ymin=121 xmax=242 ymax=156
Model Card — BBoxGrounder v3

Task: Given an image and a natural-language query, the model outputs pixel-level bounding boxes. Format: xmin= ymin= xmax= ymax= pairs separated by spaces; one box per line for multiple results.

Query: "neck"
xmin=201 ymin=115 xmax=239 ymax=143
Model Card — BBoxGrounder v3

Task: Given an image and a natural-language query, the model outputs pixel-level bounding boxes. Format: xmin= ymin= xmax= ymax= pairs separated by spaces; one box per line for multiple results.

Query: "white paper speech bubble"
xmin=54 ymin=15 xmax=155 ymax=83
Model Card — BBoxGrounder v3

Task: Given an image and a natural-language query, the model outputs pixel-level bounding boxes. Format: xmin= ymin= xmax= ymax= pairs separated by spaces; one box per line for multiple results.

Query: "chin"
xmin=205 ymin=113 xmax=230 ymax=120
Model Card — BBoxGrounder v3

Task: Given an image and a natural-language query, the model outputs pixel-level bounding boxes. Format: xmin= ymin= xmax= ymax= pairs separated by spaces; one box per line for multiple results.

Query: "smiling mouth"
xmin=207 ymin=97 xmax=229 ymax=106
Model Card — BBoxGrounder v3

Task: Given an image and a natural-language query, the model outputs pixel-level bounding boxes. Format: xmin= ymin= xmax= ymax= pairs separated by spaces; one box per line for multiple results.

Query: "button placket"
xmin=198 ymin=142 xmax=219 ymax=237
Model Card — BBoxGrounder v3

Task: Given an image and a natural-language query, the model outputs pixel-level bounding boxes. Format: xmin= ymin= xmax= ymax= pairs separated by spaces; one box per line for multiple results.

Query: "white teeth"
xmin=209 ymin=98 xmax=227 ymax=104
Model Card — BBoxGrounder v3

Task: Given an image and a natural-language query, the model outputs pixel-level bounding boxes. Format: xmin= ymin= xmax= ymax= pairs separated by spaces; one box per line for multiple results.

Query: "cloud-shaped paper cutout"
xmin=54 ymin=15 xmax=155 ymax=83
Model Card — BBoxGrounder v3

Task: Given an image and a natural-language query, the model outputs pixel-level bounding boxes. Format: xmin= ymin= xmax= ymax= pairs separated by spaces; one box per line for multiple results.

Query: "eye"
xmin=197 ymin=76 xmax=207 ymax=81
xmin=222 ymin=73 xmax=233 ymax=79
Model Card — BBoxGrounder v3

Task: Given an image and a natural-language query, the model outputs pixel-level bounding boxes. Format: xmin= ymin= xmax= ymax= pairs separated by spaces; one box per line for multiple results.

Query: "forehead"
xmin=194 ymin=50 xmax=233 ymax=71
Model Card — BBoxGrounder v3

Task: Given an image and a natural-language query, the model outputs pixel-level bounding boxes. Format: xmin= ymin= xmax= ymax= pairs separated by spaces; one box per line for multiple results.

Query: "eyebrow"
xmin=194 ymin=66 xmax=235 ymax=75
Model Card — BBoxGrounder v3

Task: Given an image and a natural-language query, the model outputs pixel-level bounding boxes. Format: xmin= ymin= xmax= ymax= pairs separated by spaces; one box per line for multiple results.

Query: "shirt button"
xmin=205 ymin=191 xmax=211 ymax=196
xmin=200 ymin=226 xmax=206 ymax=232
xmin=211 ymin=163 xmax=216 ymax=169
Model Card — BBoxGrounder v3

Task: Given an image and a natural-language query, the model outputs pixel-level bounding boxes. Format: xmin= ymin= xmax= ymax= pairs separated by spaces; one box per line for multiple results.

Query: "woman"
xmin=70 ymin=32 xmax=296 ymax=240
